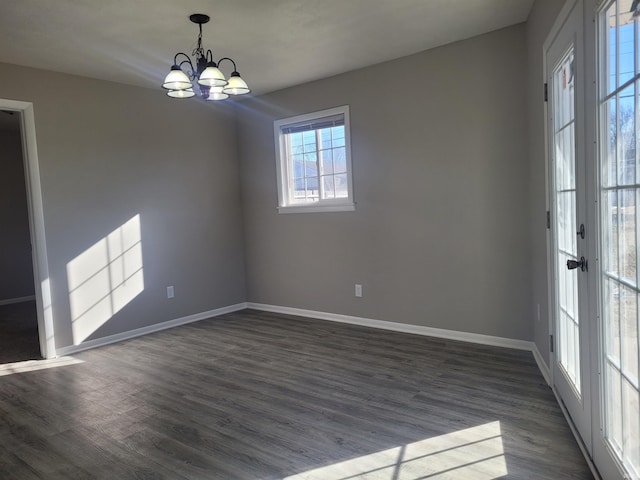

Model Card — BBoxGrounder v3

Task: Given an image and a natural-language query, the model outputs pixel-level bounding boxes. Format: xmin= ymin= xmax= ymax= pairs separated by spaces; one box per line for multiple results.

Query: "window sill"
xmin=277 ymin=203 xmax=355 ymax=214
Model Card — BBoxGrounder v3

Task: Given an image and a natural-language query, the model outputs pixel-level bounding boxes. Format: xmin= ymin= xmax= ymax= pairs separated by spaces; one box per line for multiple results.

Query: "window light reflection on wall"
xmin=66 ymin=214 xmax=144 ymax=345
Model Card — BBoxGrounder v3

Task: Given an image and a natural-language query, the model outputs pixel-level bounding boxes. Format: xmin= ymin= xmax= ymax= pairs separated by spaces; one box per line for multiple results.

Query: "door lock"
xmin=567 ymin=256 xmax=587 ymax=272
xmin=577 ymin=223 xmax=585 ymax=239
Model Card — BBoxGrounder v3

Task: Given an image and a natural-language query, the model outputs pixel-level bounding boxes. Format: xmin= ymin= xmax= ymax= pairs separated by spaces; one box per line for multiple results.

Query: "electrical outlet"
xmin=167 ymin=286 xmax=175 ymax=299
xmin=355 ymin=284 xmax=363 ymax=298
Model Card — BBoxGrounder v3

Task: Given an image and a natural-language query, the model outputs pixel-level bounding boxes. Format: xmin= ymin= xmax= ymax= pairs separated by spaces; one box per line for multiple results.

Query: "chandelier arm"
xmin=174 ymin=52 xmax=193 ymax=67
xmin=171 ymin=53 xmax=195 ymax=79
xmin=217 ymin=57 xmax=238 ymax=72
xmin=179 ymin=60 xmax=196 ymax=75
xmin=205 ymin=50 xmax=215 ymax=64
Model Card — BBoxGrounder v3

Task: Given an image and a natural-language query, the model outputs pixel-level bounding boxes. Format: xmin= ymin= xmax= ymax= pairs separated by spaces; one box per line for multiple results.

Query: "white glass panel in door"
xmin=600 ymin=1 xmax=640 ymax=476
xmin=553 ymin=48 xmax=582 ymax=394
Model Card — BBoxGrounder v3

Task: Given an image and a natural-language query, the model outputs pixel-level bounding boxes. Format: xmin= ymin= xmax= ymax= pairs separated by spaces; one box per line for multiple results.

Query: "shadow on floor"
xmin=0 ymin=300 xmax=40 ymax=363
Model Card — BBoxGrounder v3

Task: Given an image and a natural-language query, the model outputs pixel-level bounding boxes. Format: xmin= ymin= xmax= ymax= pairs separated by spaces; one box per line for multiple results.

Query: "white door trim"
xmin=1 ymin=99 xmax=56 ymax=359
xmin=543 ymin=0 xmax=579 ymax=54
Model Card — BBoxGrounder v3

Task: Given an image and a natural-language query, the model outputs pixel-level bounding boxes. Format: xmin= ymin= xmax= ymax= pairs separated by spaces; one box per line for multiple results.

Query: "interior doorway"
xmin=0 ymin=110 xmax=40 ymax=363
xmin=0 ymin=98 xmax=55 ymax=360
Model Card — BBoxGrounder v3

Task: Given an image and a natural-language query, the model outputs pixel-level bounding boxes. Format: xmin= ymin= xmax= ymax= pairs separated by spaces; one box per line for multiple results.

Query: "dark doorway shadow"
xmin=0 ymin=300 xmax=40 ymax=363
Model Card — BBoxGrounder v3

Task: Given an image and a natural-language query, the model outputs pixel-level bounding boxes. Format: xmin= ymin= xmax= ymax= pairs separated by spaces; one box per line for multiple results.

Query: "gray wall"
xmin=0 ymin=12 xmax=561 ymax=350
xmin=0 ymin=125 xmax=35 ymax=300
xmin=238 ymin=24 xmax=532 ymax=341
xmin=526 ymin=0 xmax=565 ymax=365
xmin=0 ymin=62 xmax=246 ymax=350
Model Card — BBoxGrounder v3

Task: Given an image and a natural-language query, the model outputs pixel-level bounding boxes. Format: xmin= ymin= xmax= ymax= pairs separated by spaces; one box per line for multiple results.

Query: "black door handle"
xmin=567 ymin=256 xmax=587 ymax=272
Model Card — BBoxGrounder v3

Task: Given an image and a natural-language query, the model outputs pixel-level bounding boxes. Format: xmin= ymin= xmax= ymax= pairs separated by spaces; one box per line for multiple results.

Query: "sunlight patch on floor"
xmin=284 ymin=421 xmax=507 ymax=480
xmin=0 ymin=356 xmax=84 ymax=377
xmin=67 ymin=214 xmax=144 ymax=345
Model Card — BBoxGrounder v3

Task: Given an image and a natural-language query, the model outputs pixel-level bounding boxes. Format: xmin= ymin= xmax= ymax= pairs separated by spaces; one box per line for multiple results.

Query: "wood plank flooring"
xmin=0 ymin=309 xmax=593 ymax=479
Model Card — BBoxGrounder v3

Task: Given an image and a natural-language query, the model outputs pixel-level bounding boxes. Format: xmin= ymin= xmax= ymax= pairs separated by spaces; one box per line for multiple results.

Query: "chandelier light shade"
xmin=162 ymin=14 xmax=250 ymax=101
xmin=207 ymin=87 xmax=229 ymax=101
xmin=167 ymin=88 xmax=195 ymax=99
xmin=223 ymin=72 xmax=251 ymax=95
xmin=198 ymin=64 xmax=227 ymax=87
xmin=162 ymin=66 xmax=192 ymax=90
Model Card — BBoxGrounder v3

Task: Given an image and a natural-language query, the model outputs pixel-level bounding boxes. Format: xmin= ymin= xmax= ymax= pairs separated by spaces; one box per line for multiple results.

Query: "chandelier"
xmin=162 ymin=14 xmax=250 ymax=101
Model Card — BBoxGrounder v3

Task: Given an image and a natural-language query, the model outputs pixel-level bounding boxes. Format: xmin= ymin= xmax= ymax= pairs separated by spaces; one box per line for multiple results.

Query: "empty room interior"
xmin=0 ymin=0 xmax=638 ymax=479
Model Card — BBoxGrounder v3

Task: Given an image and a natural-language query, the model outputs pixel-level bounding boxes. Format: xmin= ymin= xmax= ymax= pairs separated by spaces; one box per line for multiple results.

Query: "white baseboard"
xmin=55 ymin=302 xmax=248 ymax=356
xmin=56 ymin=299 xmax=542 ymax=377
xmin=532 ymin=343 xmax=551 ymax=386
xmin=0 ymin=295 xmax=36 ymax=306
xmin=246 ymin=302 xmax=533 ymax=351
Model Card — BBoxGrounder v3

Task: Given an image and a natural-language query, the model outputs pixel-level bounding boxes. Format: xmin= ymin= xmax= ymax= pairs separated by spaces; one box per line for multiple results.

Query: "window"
xmin=599 ymin=1 xmax=640 ymax=476
xmin=274 ymin=105 xmax=354 ymax=213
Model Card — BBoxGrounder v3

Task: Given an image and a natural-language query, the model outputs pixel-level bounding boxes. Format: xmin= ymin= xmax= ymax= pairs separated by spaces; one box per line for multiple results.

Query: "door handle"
xmin=567 ymin=256 xmax=587 ymax=272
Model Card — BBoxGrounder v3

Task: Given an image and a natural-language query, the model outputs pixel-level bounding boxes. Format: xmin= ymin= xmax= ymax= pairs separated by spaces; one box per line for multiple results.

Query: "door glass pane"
xmin=604 ymin=190 xmax=620 ymax=274
xmin=553 ymin=47 xmax=582 ymax=394
xmin=620 ymin=188 xmax=637 ymax=285
xmin=623 ymin=379 xmax=640 ymax=470
xmin=619 ymin=1 xmax=635 ymax=86
xmin=607 ymin=2 xmax=617 ymax=95
xmin=600 ymin=2 xmax=640 ymax=476
xmin=605 ymin=277 xmax=622 ymax=365
xmin=607 ymin=363 xmax=623 ymax=453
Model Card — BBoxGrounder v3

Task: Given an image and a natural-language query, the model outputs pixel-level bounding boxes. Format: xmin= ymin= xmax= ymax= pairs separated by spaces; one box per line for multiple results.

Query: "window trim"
xmin=274 ymin=105 xmax=355 ymax=213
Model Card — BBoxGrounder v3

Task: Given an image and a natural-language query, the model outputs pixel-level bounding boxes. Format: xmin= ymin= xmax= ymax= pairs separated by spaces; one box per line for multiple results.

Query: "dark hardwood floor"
xmin=0 ymin=309 xmax=593 ymax=479
xmin=0 ymin=300 xmax=41 ymax=364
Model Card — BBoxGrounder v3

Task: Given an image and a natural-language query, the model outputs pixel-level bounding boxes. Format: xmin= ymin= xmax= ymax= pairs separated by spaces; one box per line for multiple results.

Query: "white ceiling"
xmin=0 ymin=0 xmax=534 ymax=96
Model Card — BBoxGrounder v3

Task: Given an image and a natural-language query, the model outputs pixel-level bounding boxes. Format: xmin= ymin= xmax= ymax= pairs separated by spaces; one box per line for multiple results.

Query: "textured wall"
xmin=238 ymin=25 xmax=532 ymax=341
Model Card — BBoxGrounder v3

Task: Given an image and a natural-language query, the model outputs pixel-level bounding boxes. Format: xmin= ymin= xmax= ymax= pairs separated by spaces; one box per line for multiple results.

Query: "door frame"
xmin=544 ymin=0 xmax=594 ymax=446
xmin=545 ymin=0 xmax=581 ymax=391
xmin=543 ymin=0 xmax=604 ymax=477
xmin=1 ymin=98 xmax=56 ymax=359
xmin=545 ymin=1 xmax=637 ymax=479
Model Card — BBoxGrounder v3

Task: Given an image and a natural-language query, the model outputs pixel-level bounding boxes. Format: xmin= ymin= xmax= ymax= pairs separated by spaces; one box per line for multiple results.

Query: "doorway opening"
xmin=0 ymin=109 xmax=39 ymax=363
xmin=0 ymin=99 xmax=55 ymax=360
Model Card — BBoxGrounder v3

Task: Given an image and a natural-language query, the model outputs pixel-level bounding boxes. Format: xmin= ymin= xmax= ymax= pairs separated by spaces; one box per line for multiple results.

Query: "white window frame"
xmin=274 ymin=105 xmax=355 ymax=214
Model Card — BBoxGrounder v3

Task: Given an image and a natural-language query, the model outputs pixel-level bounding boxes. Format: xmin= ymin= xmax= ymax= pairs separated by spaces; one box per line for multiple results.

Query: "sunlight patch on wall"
xmin=67 ymin=215 xmax=144 ymax=345
xmin=284 ymin=421 xmax=506 ymax=480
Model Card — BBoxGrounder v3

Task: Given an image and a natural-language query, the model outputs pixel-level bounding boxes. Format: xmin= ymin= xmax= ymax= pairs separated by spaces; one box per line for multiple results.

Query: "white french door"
xmin=547 ymin=1 xmax=640 ymax=479
xmin=547 ymin=0 xmax=593 ymax=453
xmin=594 ymin=2 xmax=640 ymax=478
